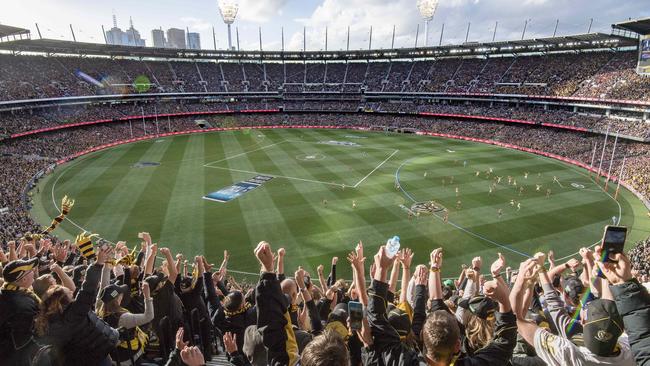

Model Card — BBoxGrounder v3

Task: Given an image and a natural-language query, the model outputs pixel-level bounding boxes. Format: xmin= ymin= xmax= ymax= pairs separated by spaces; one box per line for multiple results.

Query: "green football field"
xmin=31 ymin=128 xmax=650 ymax=280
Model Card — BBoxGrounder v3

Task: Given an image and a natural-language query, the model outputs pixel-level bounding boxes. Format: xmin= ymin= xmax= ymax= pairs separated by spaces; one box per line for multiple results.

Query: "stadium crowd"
xmin=0 ymin=225 xmax=649 ymax=366
xmin=1 ymin=50 xmax=650 ymax=100
xmin=1 ymin=100 xmax=648 ymax=139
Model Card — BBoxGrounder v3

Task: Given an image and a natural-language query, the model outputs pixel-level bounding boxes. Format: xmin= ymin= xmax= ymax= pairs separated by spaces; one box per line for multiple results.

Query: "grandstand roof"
xmin=0 ymin=32 xmax=636 ymax=61
xmin=613 ymin=18 xmax=650 ymax=35
xmin=0 ymin=24 xmax=30 ymax=40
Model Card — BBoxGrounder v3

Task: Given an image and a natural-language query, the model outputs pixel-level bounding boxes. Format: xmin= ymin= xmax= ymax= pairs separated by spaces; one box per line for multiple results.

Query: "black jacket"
xmin=365 ymin=279 xmax=422 ymax=366
xmin=610 ymin=279 xmax=650 ymax=366
xmin=256 ymin=272 xmax=299 ymax=366
xmin=39 ymin=264 xmax=119 ymax=366
xmin=0 ymin=286 xmax=40 ymax=366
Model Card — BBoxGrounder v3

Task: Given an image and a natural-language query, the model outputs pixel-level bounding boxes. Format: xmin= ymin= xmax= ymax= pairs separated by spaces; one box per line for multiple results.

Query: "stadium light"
xmin=417 ymin=0 xmax=439 ymax=47
xmin=218 ymin=0 xmax=239 ymax=50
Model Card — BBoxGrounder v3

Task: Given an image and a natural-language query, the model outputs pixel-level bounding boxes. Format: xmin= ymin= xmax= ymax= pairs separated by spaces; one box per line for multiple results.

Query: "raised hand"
xmin=491 ymin=252 xmax=506 ymax=277
xmin=374 ymin=245 xmax=394 ymax=270
xmin=579 ymin=247 xmax=594 ymax=262
xmin=594 ymin=245 xmax=632 ymax=285
xmin=295 ymin=266 xmax=306 ymax=285
xmin=277 ymin=248 xmax=286 ymax=258
xmin=96 ymin=245 xmax=114 ymax=265
xmin=566 ymin=258 xmax=581 ymax=271
xmin=254 ymin=241 xmax=274 ymax=273
xmin=547 ymin=250 xmax=555 ymax=267
xmin=533 ymin=252 xmax=546 ymax=267
xmin=471 ymin=256 xmax=482 ymax=270
xmin=53 ymin=243 xmax=68 ymax=263
xmin=415 ymin=265 xmax=428 ymax=285
xmin=397 ymin=248 xmax=414 ymax=269
xmin=332 ymin=256 xmax=338 ymax=265
xmin=317 ymin=264 xmax=324 ymax=275
xmin=180 ymin=346 xmax=205 ymax=366
xmin=483 ymin=278 xmax=510 ymax=309
xmin=356 ymin=240 xmax=364 ymax=260
xmin=430 ymin=248 xmax=443 ymax=268
xmin=223 ymin=332 xmax=237 ymax=354
xmin=159 ymin=247 xmax=171 ymax=257
xmin=519 ymin=258 xmax=539 ymax=283
xmin=140 ymin=232 xmax=152 ymax=244
xmin=347 ymin=249 xmax=365 ymax=273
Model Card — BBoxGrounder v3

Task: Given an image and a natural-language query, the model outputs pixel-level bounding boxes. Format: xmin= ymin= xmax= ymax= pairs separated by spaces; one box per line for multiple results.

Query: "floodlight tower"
xmin=417 ymin=0 xmax=438 ymax=47
xmin=218 ymin=0 xmax=239 ymax=50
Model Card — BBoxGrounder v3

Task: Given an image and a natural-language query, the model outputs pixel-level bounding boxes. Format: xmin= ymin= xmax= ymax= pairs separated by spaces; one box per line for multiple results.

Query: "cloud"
xmin=282 ymin=0 xmax=650 ymax=51
xmin=237 ymin=0 xmax=289 ymax=23
xmin=180 ymin=17 xmax=212 ymax=31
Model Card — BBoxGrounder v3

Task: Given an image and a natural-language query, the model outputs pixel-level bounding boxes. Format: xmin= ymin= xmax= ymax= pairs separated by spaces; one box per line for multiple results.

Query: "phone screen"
xmin=348 ymin=301 xmax=363 ymax=331
xmin=602 ymin=226 xmax=627 ymax=262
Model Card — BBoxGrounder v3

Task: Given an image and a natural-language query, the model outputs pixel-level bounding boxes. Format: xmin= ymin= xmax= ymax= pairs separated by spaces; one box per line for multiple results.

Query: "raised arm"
xmin=50 ymin=262 xmax=76 ymax=293
xmin=397 ymin=248 xmax=413 ymax=304
xmin=428 ymin=248 xmax=443 ymax=302
xmin=388 ymin=260 xmax=400 ymax=295
xmin=316 ymin=264 xmax=327 ymax=294
xmin=276 ymin=248 xmax=285 ymax=280
xmin=295 ymin=266 xmax=323 ymax=333
xmin=118 ymin=281 xmax=155 ymax=328
xmin=508 ymin=259 xmax=538 ymax=345
xmin=595 ymin=245 xmax=650 ymax=366
xmin=254 ymin=241 xmax=299 ymax=366
xmin=160 ymin=247 xmax=178 ymax=284
xmin=347 ymin=241 xmax=368 ymax=306
xmin=368 ymin=245 xmax=400 ymax=350
xmin=144 ymin=242 xmax=157 ymax=277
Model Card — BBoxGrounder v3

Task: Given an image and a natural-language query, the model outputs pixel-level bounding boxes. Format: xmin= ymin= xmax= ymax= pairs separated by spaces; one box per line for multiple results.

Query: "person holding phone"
xmin=595 ymin=241 xmax=650 ymax=366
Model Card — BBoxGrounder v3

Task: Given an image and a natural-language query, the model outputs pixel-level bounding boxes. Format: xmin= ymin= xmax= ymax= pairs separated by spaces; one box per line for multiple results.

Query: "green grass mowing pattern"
xmin=31 ymin=129 xmax=650 ymax=280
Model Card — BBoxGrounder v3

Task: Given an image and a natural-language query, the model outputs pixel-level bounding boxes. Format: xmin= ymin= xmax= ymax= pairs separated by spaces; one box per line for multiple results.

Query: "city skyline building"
xmin=166 ymin=28 xmax=186 ymax=48
xmin=187 ymin=32 xmax=201 ymax=49
xmin=105 ymin=14 xmax=145 ymax=46
xmin=151 ymin=28 xmax=166 ymax=47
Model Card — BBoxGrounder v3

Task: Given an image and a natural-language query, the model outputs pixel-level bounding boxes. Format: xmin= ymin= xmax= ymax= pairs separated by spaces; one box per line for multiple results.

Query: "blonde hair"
xmin=465 ymin=313 xmax=495 ymax=352
xmin=98 ymin=296 xmax=124 ymax=318
xmin=35 ymin=285 xmax=73 ymax=336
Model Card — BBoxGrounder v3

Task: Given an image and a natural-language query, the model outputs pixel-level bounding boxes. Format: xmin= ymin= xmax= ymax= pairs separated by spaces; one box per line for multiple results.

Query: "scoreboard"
xmin=639 ymin=35 xmax=650 ymax=75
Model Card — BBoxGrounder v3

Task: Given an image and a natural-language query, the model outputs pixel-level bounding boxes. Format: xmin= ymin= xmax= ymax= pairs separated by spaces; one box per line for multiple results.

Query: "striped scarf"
xmin=1 ymin=282 xmax=41 ymax=303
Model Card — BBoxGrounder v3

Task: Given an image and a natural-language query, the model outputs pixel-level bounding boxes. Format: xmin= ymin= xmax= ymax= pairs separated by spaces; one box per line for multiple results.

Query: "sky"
xmin=1 ymin=0 xmax=649 ymax=51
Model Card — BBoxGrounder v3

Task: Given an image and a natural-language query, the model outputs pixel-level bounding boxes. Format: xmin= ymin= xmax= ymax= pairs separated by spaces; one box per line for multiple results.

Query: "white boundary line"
xmin=353 ymin=149 xmax=399 ymax=188
xmin=203 ymin=140 xmax=287 ymax=167
xmin=283 ymin=139 xmax=397 ymax=151
xmin=204 ymin=139 xmax=399 ymax=189
xmin=204 ymin=165 xmax=347 ymax=188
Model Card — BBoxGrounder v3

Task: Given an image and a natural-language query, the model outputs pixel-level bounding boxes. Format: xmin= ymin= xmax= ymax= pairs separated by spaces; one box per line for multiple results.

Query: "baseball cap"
xmin=564 ymin=276 xmax=585 ymax=305
xmin=443 ymin=279 xmax=456 ymax=289
xmin=328 ymin=303 xmax=348 ymax=324
xmin=388 ymin=307 xmax=412 ymax=337
xmin=100 ymin=283 xmax=129 ymax=303
xmin=459 ymin=295 xmax=498 ymax=320
xmin=144 ymin=272 xmax=166 ymax=290
xmin=2 ymin=258 xmax=38 ymax=283
xmin=583 ymin=299 xmax=624 ymax=357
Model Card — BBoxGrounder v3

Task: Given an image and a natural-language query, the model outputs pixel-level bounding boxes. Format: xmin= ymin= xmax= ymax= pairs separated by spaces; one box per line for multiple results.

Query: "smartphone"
xmin=601 ymin=225 xmax=627 ymax=263
xmin=348 ymin=301 xmax=363 ymax=331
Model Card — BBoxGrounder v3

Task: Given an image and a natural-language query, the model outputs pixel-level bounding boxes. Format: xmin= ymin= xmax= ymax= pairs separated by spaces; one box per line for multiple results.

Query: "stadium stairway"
xmin=206 ymin=353 xmax=229 ymax=365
